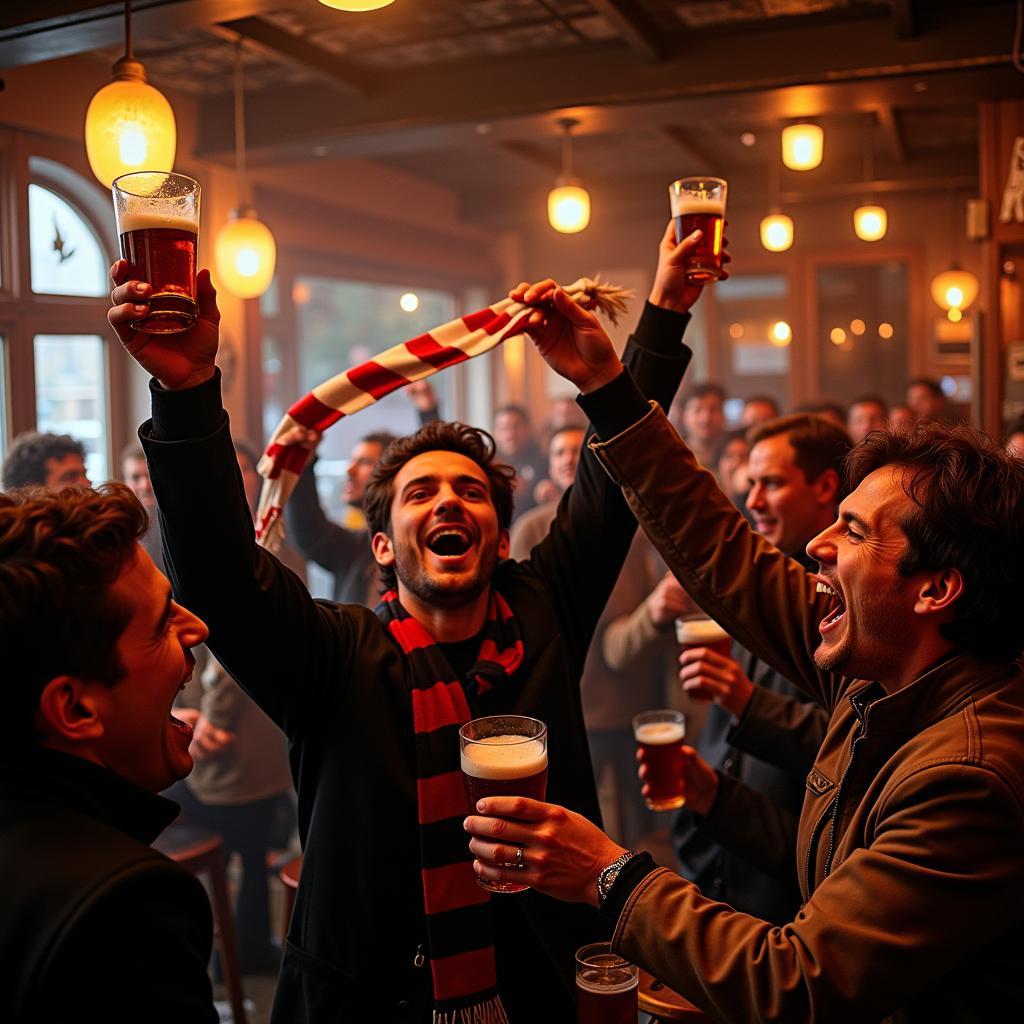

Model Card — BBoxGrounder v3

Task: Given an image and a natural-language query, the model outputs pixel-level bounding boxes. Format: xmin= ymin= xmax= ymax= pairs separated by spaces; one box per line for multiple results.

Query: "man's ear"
xmin=815 ymin=468 xmax=841 ymax=508
xmin=35 ymin=676 xmax=105 ymax=745
xmin=371 ymin=531 xmax=395 ymax=568
xmin=497 ymin=528 xmax=510 ymax=561
xmin=913 ymin=568 xmax=964 ymax=617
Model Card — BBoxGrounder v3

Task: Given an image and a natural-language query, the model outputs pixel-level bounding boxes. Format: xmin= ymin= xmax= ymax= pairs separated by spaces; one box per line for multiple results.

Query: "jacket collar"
xmin=848 ymin=653 xmax=1019 ymax=737
xmin=0 ymin=747 xmax=179 ymax=845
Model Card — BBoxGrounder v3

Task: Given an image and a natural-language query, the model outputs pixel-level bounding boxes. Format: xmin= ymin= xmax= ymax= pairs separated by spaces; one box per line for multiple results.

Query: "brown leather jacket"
xmin=591 ymin=401 xmax=1024 ymax=1023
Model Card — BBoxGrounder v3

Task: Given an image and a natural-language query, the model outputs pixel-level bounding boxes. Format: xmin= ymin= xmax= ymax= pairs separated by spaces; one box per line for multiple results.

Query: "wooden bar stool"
xmin=277 ymin=854 xmax=302 ymax=947
xmin=639 ymin=970 xmax=715 ymax=1022
xmin=155 ymin=822 xmax=248 ymax=1024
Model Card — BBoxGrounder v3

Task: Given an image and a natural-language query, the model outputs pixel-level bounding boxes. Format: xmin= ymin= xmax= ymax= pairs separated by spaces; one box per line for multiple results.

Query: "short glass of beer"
xmin=575 ymin=942 xmax=638 ymax=1024
xmin=633 ymin=710 xmax=686 ymax=811
xmin=460 ymin=715 xmax=548 ymax=894
xmin=669 ymin=176 xmax=727 ymax=283
xmin=113 ymin=171 xmax=200 ymax=334
xmin=675 ymin=614 xmax=732 ymax=657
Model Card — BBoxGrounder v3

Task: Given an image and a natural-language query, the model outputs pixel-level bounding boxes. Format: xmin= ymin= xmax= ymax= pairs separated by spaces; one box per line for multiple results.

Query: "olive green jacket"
xmin=591 ymin=400 xmax=1024 ymax=1024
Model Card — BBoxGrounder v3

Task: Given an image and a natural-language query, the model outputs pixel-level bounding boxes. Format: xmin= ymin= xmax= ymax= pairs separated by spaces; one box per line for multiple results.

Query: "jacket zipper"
xmin=821 ymin=723 xmax=865 ymax=880
xmin=803 ymin=794 xmax=837 ymax=896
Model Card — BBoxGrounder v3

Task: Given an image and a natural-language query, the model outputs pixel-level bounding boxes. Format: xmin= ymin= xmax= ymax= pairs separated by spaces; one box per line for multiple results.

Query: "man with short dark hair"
xmin=492 ymin=403 xmax=547 ymax=518
xmin=466 ymin=315 xmax=1024 ymax=1021
xmin=739 ymin=394 xmax=779 ymax=429
xmin=122 ymin=441 xmax=163 ymax=571
xmin=847 ymin=393 xmax=889 ymax=443
xmin=107 ymin=221 xmax=714 ymax=1022
xmin=0 ymin=484 xmax=215 ymax=1024
xmin=2 ymin=430 xmax=90 ymax=490
xmin=672 ymin=413 xmax=845 ymax=922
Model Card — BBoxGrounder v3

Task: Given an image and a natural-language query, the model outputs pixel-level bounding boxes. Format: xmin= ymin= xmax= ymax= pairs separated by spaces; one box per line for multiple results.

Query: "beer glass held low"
xmin=633 ymin=710 xmax=686 ymax=812
xmin=459 ymin=715 xmax=548 ymax=894
xmin=669 ymin=176 xmax=727 ymax=283
xmin=113 ymin=171 xmax=200 ymax=334
xmin=575 ymin=942 xmax=639 ymax=1024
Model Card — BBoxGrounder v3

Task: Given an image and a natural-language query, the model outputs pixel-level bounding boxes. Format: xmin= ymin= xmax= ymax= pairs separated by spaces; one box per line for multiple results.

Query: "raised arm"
xmin=727 ymin=685 xmax=829 ymax=776
xmin=108 ymin=263 xmax=356 ymax=737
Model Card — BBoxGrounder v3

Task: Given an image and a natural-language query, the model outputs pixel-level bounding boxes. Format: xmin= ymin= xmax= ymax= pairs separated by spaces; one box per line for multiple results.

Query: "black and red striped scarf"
xmin=376 ymin=586 xmax=525 ymax=1024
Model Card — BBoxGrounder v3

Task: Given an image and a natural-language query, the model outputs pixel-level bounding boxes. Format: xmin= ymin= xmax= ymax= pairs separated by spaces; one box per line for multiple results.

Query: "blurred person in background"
xmin=905 ymin=376 xmax=949 ymax=423
xmin=122 ymin=442 xmax=163 ymax=572
xmin=492 ymin=403 xmax=548 ymax=519
xmin=1005 ymin=417 xmax=1024 ymax=458
xmin=672 ymin=382 xmax=726 ymax=472
xmin=794 ymin=399 xmax=846 ymax=429
xmin=739 ymin=394 xmax=779 ymax=429
xmin=2 ymin=431 xmax=90 ymax=491
xmin=846 ymin=394 xmax=889 ymax=444
xmin=888 ymin=402 xmax=915 ymax=431
xmin=714 ymin=429 xmax=751 ymax=511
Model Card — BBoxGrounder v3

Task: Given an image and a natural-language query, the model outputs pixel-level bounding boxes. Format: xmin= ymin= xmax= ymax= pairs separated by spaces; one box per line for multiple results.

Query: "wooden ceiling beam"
xmin=874 ymin=103 xmax=907 ymax=164
xmin=586 ymin=0 xmax=669 ymax=61
xmin=213 ymin=16 xmax=377 ymax=96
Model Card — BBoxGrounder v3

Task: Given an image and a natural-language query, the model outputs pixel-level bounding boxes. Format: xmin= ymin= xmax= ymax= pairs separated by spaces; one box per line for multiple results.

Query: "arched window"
xmin=28 ymin=183 xmax=108 ymax=297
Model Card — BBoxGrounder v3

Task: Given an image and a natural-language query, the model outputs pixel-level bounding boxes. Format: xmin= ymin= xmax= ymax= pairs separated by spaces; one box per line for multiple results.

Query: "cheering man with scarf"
xmin=106 ymin=222 xmax=718 ymax=1023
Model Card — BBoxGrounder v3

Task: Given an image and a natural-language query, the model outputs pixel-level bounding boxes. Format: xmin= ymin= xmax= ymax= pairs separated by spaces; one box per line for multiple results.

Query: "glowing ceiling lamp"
xmin=931 ymin=269 xmax=979 ymax=322
xmin=760 ymin=212 xmax=794 ymax=252
xmin=854 ymin=204 xmax=888 ymax=242
xmin=319 ymin=0 xmax=396 ymax=9
xmin=770 ymin=321 xmax=792 ymax=347
xmin=548 ymin=118 xmax=591 ymax=234
xmin=84 ymin=1 xmax=176 ymax=188
xmin=214 ymin=41 xmax=277 ymax=299
xmin=781 ymin=123 xmax=824 ymax=171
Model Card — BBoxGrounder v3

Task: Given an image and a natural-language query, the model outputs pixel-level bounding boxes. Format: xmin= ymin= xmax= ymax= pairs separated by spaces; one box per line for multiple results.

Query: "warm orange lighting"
xmin=947 ymin=307 xmax=963 ymax=323
xmin=770 ymin=321 xmax=792 ymax=347
xmin=760 ymin=213 xmax=794 ymax=252
xmin=854 ymin=205 xmax=887 ymax=241
xmin=214 ymin=210 xmax=277 ymax=299
xmin=781 ymin=124 xmax=824 ymax=171
xmin=729 ymin=322 xmax=745 ymax=339
xmin=400 ymin=292 xmax=419 ymax=312
xmin=850 ymin=318 xmax=866 ymax=336
xmin=930 ymin=269 xmax=979 ymax=313
xmin=318 ymin=0 xmax=396 ymax=10
xmin=548 ymin=184 xmax=591 ymax=233
xmin=830 ymin=327 xmax=847 ymax=346
xmin=878 ymin=322 xmax=894 ymax=340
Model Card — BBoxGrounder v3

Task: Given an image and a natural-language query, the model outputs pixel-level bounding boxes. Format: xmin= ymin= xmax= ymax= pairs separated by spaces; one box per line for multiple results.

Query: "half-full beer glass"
xmin=460 ymin=715 xmax=548 ymax=894
xmin=633 ymin=709 xmax=686 ymax=811
xmin=675 ymin=614 xmax=732 ymax=658
xmin=113 ymin=171 xmax=200 ymax=334
xmin=669 ymin=176 xmax=727 ymax=283
xmin=575 ymin=942 xmax=638 ymax=1024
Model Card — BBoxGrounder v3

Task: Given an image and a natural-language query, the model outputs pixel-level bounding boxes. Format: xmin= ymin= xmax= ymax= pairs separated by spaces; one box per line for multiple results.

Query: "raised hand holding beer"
xmin=648 ymin=218 xmax=730 ymax=314
xmin=637 ymin=743 xmax=719 ymax=817
xmin=108 ymin=260 xmax=220 ymax=391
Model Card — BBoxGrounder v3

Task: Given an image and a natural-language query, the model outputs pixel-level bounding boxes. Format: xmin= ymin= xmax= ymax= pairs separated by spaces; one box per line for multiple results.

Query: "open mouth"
xmin=426 ymin=527 xmax=473 ymax=558
xmin=816 ymin=579 xmax=847 ymax=633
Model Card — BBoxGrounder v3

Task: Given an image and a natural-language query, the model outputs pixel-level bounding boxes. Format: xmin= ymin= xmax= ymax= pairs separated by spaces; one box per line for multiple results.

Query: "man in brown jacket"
xmin=465 ymin=285 xmax=1024 ymax=1022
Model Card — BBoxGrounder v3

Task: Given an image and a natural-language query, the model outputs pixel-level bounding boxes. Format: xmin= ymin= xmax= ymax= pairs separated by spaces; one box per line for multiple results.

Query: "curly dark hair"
xmin=363 ymin=421 xmax=516 ymax=591
xmin=845 ymin=421 xmax=1024 ymax=663
xmin=0 ymin=483 xmax=147 ymax=749
xmin=2 ymin=431 xmax=87 ymax=490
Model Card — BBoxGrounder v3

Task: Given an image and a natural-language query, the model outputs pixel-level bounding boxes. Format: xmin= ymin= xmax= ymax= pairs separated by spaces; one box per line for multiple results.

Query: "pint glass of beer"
xmin=575 ymin=942 xmax=638 ymax=1024
xmin=113 ymin=171 xmax=200 ymax=334
xmin=675 ymin=614 xmax=732 ymax=658
xmin=460 ymin=715 xmax=548 ymax=893
xmin=633 ymin=710 xmax=686 ymax=811
xmin=669 ymin=176 xmax=727 ymax=283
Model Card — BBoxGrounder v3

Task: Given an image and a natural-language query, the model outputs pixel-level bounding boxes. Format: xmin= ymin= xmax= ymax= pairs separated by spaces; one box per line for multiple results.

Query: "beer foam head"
xmin=675 ymin=617 xmax=730 ymax=646
xmin=671 ymin=193 xmax=726 ymax=217
xmin=460 ymin=734 xmax=548 ymax=780
xmin=117 ymin=211 xmax=199 ymax=234
xmin=635 ymin=721 xmax=685 ymax=746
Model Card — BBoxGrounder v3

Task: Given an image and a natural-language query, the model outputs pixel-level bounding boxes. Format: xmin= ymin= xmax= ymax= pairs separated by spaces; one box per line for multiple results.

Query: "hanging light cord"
xmin=124 ymin=0 xmax=133 ymax=60
xmin=1014 ymin=2 xmax=1024 ymax=75
xmin=561 ymin=125 xmax=573 ymax=180
xmin=233 ymin=40 xmax=248 ymax=207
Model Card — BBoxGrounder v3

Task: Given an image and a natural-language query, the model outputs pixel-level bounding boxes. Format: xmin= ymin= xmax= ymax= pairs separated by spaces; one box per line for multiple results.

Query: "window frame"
xmin=0 ymin=131 xmax=126 ymax=475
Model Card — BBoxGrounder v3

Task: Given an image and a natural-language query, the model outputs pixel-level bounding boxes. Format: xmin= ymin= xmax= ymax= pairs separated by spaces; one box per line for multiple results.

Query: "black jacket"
xmin=0 ymin=748 xmax=215 ymax=1024
xmin=142 ymin=303 xmax=692 ymax=1022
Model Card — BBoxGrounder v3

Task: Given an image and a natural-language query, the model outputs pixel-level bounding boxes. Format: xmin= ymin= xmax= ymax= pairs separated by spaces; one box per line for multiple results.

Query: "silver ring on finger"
xmin=514 ymin=844 xmax=526 ymax=871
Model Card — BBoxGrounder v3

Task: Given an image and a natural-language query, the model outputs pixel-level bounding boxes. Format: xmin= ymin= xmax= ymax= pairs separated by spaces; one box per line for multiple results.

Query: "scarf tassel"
xmin=433 ymin=994 xmax=510 ymax=1024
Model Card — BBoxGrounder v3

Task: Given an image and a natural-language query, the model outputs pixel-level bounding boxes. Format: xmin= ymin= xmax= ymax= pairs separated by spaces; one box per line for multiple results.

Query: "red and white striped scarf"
xmin=256 ymin=277 xmax=630 ymax=550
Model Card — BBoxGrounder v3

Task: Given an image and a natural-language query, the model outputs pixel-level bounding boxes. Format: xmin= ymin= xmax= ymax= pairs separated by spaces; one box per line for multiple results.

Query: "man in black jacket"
xmin=0 ymin=484 xmax=216 ymax=1024
xmin=106 ymin=221 xmax=715 ymax=1022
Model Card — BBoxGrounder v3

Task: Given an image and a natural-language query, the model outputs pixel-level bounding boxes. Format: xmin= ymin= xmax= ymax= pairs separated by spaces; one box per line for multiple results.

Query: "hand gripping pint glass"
xmin=633 ymin=709 xmax=686 ymax=812
xmin=113 ymin=171 xmax=200 ymax=334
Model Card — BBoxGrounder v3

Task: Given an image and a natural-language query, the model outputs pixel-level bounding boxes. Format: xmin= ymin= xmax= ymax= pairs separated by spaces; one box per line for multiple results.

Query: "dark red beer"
xmin=673 ymin=210 xmax=725 ymax=281
xmin=633 ymin=714 xmax=686 ymax=812
xmin=119 ymin=218 xmax=198 ymax=334
xmin=460 ymin=730 xmax=548 ymax=893
xmin=675 ymin=616 xmax=732 ymax=659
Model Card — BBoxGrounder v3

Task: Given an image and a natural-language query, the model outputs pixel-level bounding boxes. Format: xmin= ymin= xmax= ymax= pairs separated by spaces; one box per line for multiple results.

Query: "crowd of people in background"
xmin=4 ymin=224 xmax=1024 ymax=1024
